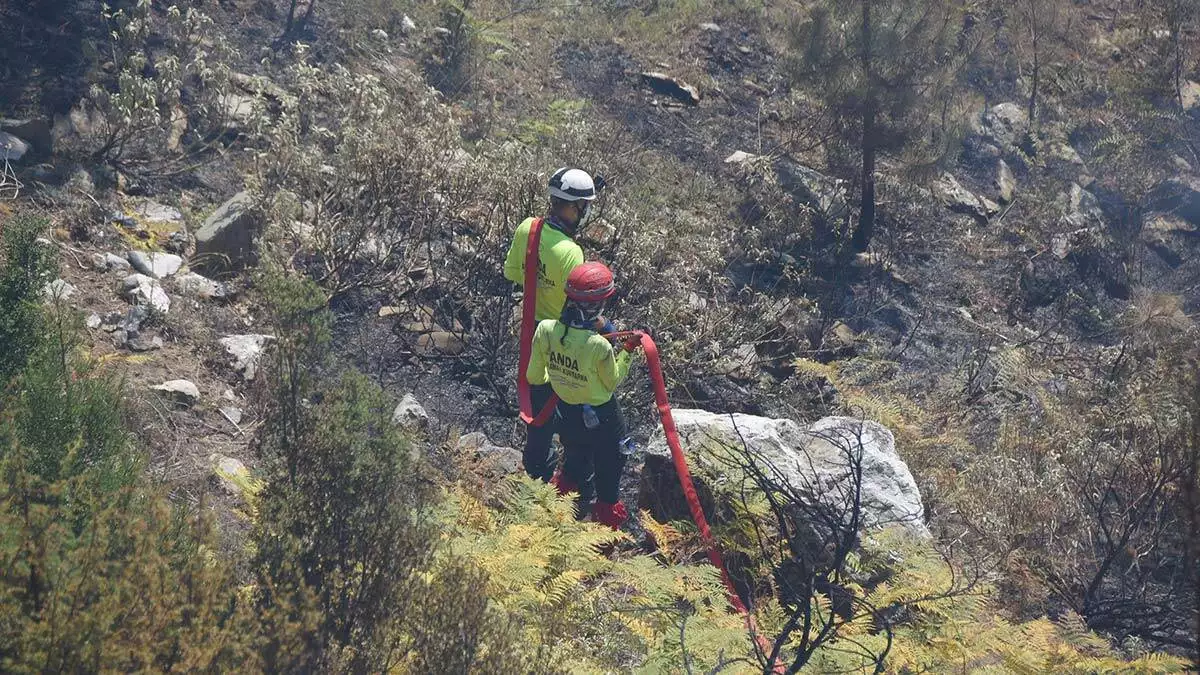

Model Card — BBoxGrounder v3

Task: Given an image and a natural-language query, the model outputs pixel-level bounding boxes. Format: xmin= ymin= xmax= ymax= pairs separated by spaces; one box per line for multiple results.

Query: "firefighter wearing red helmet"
xmin=526 ymin=261 xmax=641 ymax=529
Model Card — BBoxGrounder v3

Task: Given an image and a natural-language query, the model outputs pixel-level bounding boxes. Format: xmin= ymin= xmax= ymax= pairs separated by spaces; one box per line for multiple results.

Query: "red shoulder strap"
xmin=517 ymin=217 xmax=559 ymax=426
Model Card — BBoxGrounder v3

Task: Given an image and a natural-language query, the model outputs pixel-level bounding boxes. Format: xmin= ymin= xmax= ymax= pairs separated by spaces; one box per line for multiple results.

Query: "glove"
xmin=622 ymin=333 xmax=643 ymax=352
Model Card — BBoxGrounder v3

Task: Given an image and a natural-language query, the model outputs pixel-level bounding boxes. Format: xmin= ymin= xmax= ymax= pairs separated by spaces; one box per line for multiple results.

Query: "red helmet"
xmin=565 ymin=261 xmax=615 ymax=302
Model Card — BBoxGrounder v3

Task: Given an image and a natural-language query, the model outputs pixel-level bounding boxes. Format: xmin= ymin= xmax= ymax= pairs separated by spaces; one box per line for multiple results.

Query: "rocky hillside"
xmin=0 ymin=0 xmax=1197 ymax=671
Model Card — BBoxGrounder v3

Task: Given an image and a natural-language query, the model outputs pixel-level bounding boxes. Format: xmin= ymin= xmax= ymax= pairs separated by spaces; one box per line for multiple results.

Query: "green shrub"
xmin=0 ymin=213 xmax=56 ymax=385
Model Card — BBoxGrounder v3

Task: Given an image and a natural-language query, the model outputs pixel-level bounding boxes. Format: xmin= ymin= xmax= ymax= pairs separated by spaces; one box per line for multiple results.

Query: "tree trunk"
xmin=852 ymin=0 xmax=876 ymax=253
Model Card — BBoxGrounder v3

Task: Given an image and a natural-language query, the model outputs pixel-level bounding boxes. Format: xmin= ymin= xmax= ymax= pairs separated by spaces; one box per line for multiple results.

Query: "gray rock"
xmin=219 ymin=334 xmax=274 ymax=380
xmin=174 ymin=272 xmax=229 ymax=300
xmin=122 ymin=273 xmax=171 ymax=313
xmin=456 ymin=432 xmax=489 ymax=453
xmin=193 ymin=192 xmax=262 ymax=273
xmin=127 ymin=251 xmax=183 ymax=279
xmin=221 ymin=93 xmax=258 ymax=130
xmin=455 ymin=432 xmax=521 ymax=475
xmin=400 ymin=15 xmax=417 ymax=34
xmin=639 ymin=411 xmax=930 ymax=540
xmin=1181 ymin=80 xmax=1200 ymax=111
xmin=934 ymin=172 xmax=999 ymax=220
xmin=721 ymin=343 xmax=760 ymax=382
xmin=209 ymin=454 xmax=253 ymax=499
xmin=640 ymin=72 xmax=701 ymax=106
xmin=1151 ymin=174 xmax=1200 ymax=226
xmin=0 ymin=131 xmax=30 ymax=162
xmin=41 ymin=279 xmax=77 ymax=302
xmin=371 ymin=28 xmax=389 ymax=41
xmin=104 ymin=252 xmax=132 ymax=272
xmin=86 ymin=313 xmax=102 ymax=329
xmin=699 ymin=22 xmax=722 ymax=32
xmin=151 ymin=379 xmax=201 ymax=407
xmin=978 ymin=102 xmax=1029 ymax=149
xmin=415 ymin=331 xmax=466 ymax=356
xmin=0 ymin=118 xmax=51 ymax=153
xmin=995 ymin=159 xmax=1016 ymax=204
xmin=127 ymin=335 xmax=164 ymax=352
xmin=724 ymin=150 xmax=760 ymax=165
xmin=1048 ymin=140 xmax=1083 ymax=165
xmin=391 ymin=393 xmax=430 ymax=430
xmin=132 ymin=199 xmax=184 ymax=225
xmin=220 ymin=406 xmax=244 ymax=426
xmin=1063 ymin=183 xmax=1104 ymax=228
xmin=774 ymin=158 xmax=850 ymax=224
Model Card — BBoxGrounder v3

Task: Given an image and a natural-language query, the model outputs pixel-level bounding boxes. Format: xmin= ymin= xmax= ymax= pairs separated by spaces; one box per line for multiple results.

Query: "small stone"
xmin=127 ymin=250 xmax=183 ymax=279
xmin=0 ymin=131 xmax=30 ymax=162
xmin=724 ymin=150 xmax=760 ymax=164
xmin=122 ymin=273 xmax=171 ymax=313
xmin=151 ymin=379 xmax=201 ymax=407
xmin=89 ymin=253 xmax=107 ymax=270
xmin=127 ymin=335 xmax=164 ymax=352
xmin=1182 ymin=80 xmax=1200 ymax=111
xmin=209 ymin=454 xmax=253 ymax=499
xmin=174 ymin=272 xmax=228 ymax=300
xmin=222 ymin=389 xmax=236 ymax=402
xmin=456 ymin=432 xmax=489 ymax=453
xmin=400 ymin=15 xmax=417 ymax=34
xmin=391 ymin=393 xmax=430 ymax=430
xmin=699 ymin=22 xmax=721 ymax=32
xmin=104 ymin=253 xmax=132 ymax=271
xmin=220 ymin=406 xmax=243 ymax=426
xmin=132 ymin=199 xmax=184 ymax=225
xmin=640 ymin=72 xmax=701 ymax=106
xmin=219 ymin=334 xmax=274 ymax=380
xmin=378 ymin=306 xmax=403 ymax=318
xmin=416 ymin=331 xmax=466 ymax=356
xmin=996 ymin=159 xmax=1016 ymax=204
xmin=86 ymin=313 xmax=102 ymax=329
xmin=371 ymin=28 xmax=389 ymax=41
xmin=41 ymin=279 xmax=77 ymax=302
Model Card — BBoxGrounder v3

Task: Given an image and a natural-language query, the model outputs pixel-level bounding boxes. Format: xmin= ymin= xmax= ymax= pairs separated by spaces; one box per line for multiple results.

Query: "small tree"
xmin=789 ymin=0 xmax=976 ymax=251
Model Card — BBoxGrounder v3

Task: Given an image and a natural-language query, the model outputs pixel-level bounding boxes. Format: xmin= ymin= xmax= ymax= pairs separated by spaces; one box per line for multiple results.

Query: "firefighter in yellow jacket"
xmin=526 ymin=261 xmax=641 ymax=529
xmin=504 ymin=168 xmax=607 ymax=483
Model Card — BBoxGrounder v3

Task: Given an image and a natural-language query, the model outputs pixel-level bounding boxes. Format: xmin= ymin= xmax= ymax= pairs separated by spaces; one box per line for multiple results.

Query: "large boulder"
xmin=639 ymin=411 xmax=929 ymax=540
xmin=193 ymin=192 xmax=263 ymax=274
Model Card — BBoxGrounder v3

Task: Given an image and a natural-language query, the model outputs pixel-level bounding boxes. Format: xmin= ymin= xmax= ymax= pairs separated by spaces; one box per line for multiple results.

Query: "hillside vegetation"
xmin=0 ymin=0 xmax=1197 ymax=671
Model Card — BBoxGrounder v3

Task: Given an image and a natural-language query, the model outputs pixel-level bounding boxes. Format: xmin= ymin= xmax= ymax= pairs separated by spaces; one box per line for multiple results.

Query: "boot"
xmin=550 ymin=469 xmax=577 ymax=496
xmin=591 ymin=501 xmax=629 ymax=530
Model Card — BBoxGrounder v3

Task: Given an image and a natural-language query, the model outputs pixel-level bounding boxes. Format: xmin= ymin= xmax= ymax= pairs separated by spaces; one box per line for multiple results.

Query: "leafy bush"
xmin=77 ymin=2 xmax=235 ymax=169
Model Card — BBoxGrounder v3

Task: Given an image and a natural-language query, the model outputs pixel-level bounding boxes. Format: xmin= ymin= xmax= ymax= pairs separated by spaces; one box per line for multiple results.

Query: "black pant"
xmin=557 ymin=398 xmax=628 ymax=507
xmin=523 ymin=383 xmax=558 ymax=482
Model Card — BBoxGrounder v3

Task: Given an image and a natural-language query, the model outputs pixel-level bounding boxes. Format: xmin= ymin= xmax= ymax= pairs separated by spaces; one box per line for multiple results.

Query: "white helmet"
xmin=548 ymin=167 xmax=597 ymax=202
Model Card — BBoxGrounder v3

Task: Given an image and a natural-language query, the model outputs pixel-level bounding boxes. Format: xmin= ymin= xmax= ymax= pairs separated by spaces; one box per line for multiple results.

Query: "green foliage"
xmin=0 ymin=213 xmax=56 ymax=385
xmin=440 ymin=477 xmax=754 ymax=672
xmin=82 ymin=2 xmax=235 ymax=168
xmin=0 ymin=226 xmax=258 ymax=670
